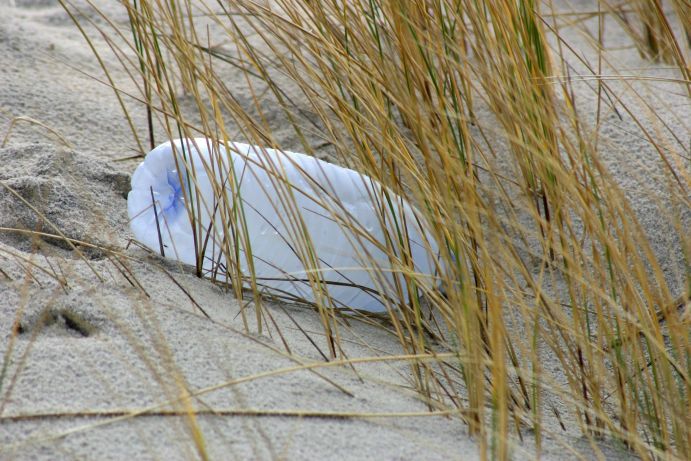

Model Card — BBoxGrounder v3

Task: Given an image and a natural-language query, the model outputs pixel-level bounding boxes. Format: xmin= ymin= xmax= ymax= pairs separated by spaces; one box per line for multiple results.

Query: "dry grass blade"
xmin=1 ymin=115 xmax=73 ymax=148
xmin=0 ymin=352 xmax=464 ymax=453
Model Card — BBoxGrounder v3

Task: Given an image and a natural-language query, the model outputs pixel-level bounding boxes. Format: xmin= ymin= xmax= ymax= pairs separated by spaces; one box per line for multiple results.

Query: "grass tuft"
xmin=58 ymin=0 xmax=690 ymax=459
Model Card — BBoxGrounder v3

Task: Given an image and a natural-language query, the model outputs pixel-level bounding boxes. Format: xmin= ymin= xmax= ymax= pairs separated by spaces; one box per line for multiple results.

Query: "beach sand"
xmin=0 ymin=1 xmax=687 ymax=459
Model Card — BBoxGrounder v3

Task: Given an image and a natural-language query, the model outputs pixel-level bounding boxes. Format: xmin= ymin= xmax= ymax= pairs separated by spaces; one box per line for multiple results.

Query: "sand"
xmin=0 ymin=0 xmax=687 ymax=459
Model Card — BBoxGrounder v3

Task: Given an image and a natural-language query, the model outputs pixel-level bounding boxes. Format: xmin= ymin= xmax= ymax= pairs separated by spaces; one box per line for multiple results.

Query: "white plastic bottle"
xmin=128 ymin=138 xmax=439 ymax=312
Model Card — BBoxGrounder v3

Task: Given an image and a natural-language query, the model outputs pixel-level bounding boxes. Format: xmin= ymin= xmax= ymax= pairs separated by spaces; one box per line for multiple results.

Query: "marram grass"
xmin=59 ymin=0 xmax=689 ymax=459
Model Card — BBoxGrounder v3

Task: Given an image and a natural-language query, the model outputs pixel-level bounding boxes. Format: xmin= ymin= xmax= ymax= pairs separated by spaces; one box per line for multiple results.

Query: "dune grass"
xmin=52 ymin=0 xmax=690 ymax=459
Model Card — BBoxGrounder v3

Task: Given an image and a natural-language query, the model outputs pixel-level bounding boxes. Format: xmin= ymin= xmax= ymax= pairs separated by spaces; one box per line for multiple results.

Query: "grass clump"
xmin=59 ymin=0 xmax=689 ymax=459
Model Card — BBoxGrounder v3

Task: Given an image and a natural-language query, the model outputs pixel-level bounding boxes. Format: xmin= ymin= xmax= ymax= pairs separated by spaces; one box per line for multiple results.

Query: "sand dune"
xmin=0 ymin=0 xmax=687 ymax=459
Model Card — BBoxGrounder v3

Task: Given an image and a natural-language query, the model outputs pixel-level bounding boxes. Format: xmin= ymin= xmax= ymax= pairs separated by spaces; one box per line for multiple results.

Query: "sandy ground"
xmin=0 ymin=0 xmax=688 ymax=460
